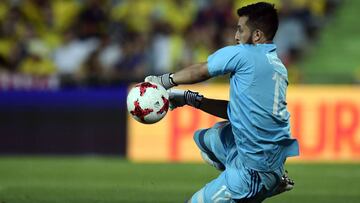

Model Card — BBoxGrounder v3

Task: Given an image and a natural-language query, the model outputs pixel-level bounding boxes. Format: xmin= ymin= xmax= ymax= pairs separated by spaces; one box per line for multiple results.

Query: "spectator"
xmin=112 ymin=32 xmax=148 ymax=83
xmin=0 ymin=0 xmax=342 ymax=88
xmin=53 ymin=29 xmax=99 ymax=79
xmin=76 ymin=0 xmax=109 ymax=39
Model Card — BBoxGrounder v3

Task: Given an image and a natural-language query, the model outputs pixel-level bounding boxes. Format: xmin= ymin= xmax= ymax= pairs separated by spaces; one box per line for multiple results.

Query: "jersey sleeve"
xmin=207 ymin=45 xmax=243 ymax=77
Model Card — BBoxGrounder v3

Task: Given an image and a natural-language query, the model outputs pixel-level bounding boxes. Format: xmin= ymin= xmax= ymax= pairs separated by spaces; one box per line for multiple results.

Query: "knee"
xmin=193 ymin=129 xmax=209 ymax=151
xmin=193 ymin=130 xmax=201 ymax=143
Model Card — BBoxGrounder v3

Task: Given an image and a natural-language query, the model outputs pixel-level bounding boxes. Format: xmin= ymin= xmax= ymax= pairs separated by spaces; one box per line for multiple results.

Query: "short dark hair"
xmin=237 ymin=2 xmax=279 ymax=40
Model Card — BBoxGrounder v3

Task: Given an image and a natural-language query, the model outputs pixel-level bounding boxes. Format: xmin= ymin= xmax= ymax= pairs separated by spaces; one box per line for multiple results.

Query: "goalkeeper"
xmin=145 ymin=2 xmax=299 ymax=202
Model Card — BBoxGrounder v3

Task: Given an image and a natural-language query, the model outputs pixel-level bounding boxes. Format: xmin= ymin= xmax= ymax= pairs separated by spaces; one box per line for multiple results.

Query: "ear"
xmin=252 ymin=29 xmax=264 ymax=43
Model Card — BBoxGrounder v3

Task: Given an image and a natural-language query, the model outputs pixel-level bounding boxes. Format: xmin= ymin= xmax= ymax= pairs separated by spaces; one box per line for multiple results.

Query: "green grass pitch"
xmin=0 ymin=157 xmax=360 ymax=203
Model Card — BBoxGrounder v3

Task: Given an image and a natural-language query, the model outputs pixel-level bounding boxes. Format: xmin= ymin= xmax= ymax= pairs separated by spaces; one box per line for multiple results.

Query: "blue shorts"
xmin=191 ymin=122 xmax=284 ymax=202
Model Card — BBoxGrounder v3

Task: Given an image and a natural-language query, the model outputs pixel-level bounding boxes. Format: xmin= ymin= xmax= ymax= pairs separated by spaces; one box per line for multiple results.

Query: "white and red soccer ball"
xmin=127 ymin=82 xmax=169 ymax=124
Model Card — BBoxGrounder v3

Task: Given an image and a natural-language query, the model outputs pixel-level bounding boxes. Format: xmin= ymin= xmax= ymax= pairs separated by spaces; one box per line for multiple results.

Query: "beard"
xmin=236 ymin=34 xmax=253 ymax=45
xmin=245 ymin=32 xmax=254 ymax=44
xmin=244 ymin=27 xmax=256 ymax=44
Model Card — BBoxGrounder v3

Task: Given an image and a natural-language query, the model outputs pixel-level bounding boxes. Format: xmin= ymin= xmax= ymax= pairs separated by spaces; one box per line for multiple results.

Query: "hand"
xmin=144 ymin=75 xmax=162 ymax=86
xmin=168 ymin=89 xmax=186 ymax=110
xmin=144 ymin=73 xmax=177 ymax=90
xmin=168 ymin=89 xmax=204 ymax=110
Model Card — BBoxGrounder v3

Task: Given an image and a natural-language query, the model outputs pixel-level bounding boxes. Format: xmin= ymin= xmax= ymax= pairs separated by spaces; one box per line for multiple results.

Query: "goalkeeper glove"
xmin=144 ymin=73 xmax=177 ymax=90
xmin=168 ymin=89 xmax=203 ymax=110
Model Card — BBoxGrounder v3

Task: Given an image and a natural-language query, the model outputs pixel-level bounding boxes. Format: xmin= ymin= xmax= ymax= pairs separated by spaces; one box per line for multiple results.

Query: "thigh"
xmin=234 ymin=167 xmax=284 ymax=203
xmin=193 ymin=121 xmax=235 ymax=165
xmin=190 ymin=165 xmax=265 ymax=203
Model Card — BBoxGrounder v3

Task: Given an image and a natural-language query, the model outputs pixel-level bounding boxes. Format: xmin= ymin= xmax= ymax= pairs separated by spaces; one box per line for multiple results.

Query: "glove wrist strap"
xmin=169 ymin=73 xmax=178 ymax=86
xmin=160 ymin=73 xmax=177 ymax=89
xmin=184 ymin=90 xmax=203 ymax=109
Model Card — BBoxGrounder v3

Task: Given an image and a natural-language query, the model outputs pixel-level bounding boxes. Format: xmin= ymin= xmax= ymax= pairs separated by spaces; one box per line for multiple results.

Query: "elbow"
xmin=198 ymin=63 xmax=211 ymax=81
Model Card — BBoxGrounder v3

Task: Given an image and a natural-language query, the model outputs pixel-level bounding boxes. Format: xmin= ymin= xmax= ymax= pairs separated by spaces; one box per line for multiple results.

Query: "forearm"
xmin=144 ymin=62 xmax=211 ymax=89
xmin=172 ymin=63 xmax=211 ymax=85
xmin=147 ymin=63 xmax=229 ymax=119
xmin=199 ymin=98 xmax=229 ymax=120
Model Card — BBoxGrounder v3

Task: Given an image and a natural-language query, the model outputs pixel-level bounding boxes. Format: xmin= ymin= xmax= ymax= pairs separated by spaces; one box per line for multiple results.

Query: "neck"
xmin=254 ymin=39 xmax=272 ymax=44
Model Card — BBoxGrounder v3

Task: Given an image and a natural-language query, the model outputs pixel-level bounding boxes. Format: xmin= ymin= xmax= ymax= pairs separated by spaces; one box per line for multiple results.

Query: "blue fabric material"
xmin=207 ymin=44 xmax=299 ymax=172
xmin=192 ymin=122 xmax=284 ymax=201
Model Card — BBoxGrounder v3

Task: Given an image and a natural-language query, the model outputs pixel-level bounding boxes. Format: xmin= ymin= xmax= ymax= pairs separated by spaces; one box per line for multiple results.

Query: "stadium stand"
xmin=299 ymin=0 xmax=359 ymax=84
xmin=0 ymin=0 xmax=341 ymax=89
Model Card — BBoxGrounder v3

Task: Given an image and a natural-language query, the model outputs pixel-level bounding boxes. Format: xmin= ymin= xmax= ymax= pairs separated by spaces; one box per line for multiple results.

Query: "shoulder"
xmin=207 ymin=45 xmax=252 ymax=76
xmin=215 ymin=44 xmax=249 ymax=54
xmin=208 ymin=45 xmax=249 ymax=61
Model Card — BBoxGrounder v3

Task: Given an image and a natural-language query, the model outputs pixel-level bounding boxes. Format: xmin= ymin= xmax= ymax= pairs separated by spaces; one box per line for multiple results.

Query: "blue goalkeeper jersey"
xmin=207 ymin=44 xmax=299 ymax=172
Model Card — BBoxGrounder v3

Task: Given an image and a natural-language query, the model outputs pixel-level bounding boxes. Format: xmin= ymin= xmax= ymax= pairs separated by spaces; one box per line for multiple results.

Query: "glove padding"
xmin=168 ymin=89 xmax=203 ymax=110
xmin=168 ymin=89 xmax=186 ymax=110
xmin=144 ymin=73 xmax=177 ymax=90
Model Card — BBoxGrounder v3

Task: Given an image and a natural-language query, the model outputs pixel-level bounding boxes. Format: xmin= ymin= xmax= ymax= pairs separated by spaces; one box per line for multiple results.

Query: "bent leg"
xmin=189 ymin=172 xmax=235 ymax=203
xmin=193 ymin=121 xmax=235 ymax=170
xmin=189 ymin=165 xmax=267 ymax=203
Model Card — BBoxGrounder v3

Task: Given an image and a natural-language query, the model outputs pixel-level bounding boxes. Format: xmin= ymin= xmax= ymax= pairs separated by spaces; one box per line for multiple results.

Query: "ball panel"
xmin=135 ymin=82 xmax=159 ymax=96
xmin=129 ymin=100 xmax=154 ymax=123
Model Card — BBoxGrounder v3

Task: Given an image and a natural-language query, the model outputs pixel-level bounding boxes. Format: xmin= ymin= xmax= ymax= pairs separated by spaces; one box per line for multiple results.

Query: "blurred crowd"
xmin=0 ymin=0 xmax=341 ymax=89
